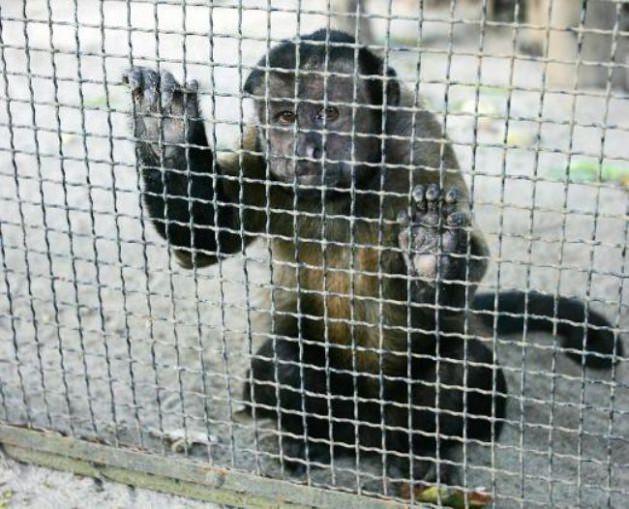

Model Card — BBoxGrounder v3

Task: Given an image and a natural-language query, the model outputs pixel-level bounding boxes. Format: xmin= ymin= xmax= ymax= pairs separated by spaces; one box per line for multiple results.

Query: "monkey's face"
xmin=253 ymin=71 xmax=384 ymax=193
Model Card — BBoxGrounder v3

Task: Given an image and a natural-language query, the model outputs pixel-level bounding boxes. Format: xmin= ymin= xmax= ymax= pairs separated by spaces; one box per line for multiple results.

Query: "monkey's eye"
xmin=276 ymin=111 xmax=296 ymax=125
xmin=317 ymin=106 xmax=339 ymax=122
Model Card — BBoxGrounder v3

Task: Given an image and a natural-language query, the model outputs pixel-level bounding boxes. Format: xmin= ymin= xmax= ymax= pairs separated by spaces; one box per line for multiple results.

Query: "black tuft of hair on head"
xmin=244 ymin=29 xmax=399 ymax=110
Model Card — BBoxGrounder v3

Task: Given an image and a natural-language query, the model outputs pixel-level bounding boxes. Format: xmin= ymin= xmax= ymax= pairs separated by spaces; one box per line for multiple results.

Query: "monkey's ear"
xmin=358 ymin=47 xmax=401 ymax=108
xmin=244 ymin=68 xmax=262 ymax=96
xmin=385 ymin=66 xmax=401 ymax=107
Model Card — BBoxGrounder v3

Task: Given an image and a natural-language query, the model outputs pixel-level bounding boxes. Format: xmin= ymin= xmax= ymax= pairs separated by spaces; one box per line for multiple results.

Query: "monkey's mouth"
xmin=294 ymin=162 xmax=346 ymax=189
xmin=295 ymin=170 xmax=325 ymax=187
xmin=268 ymin=158 xmax=350 ymax=191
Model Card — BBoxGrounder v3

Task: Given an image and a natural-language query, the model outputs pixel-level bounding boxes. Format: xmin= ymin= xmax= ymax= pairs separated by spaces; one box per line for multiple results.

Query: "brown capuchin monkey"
xmin=123 ymin=29 xmax=622 ymax=498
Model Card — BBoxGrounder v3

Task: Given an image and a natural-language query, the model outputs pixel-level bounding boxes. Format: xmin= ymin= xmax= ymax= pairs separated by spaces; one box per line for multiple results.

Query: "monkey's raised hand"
xmin=123 ymin=67 xmax=221 ymax=268
xmin=397 ymin=184 xmax=471 ymax=308
xmin=123 ymin=67 xmax=204 ymax=162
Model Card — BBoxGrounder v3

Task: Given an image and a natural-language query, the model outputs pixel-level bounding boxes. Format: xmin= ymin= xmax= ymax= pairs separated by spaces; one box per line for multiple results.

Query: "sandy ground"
xmin=0 ymin=0 xmax=628 ymax=507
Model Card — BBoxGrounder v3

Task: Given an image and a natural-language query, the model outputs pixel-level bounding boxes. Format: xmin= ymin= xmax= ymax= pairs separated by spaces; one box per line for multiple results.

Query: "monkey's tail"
xmin=472 ymin=291 xmax=623 ymax=369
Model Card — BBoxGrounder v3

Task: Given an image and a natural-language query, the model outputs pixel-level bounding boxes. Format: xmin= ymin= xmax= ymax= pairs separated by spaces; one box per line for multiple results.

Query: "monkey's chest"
xmin=295 ymin=243 xmax=383 ymax=355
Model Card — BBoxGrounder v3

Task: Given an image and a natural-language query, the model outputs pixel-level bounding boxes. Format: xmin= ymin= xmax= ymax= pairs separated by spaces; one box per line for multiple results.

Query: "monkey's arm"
xmin=124 ymin=67 xmax=265 ymax=268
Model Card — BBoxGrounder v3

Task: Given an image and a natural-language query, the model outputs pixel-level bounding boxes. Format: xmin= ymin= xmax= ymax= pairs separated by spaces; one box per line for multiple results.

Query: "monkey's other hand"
xmin=397 ymin=184 xmax=471 ymax=307
xmin=123 ymin=67 xmax=201 ymax=160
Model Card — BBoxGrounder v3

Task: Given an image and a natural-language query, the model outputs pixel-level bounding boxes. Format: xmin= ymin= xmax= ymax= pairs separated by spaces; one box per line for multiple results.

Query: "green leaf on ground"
xmin=546 ymin=160 xmax=629 ymax=187
xmin=0 ymin=490 xmax=14 ymax=509
xmin=417 ymin=486 xmax=492 ymax=508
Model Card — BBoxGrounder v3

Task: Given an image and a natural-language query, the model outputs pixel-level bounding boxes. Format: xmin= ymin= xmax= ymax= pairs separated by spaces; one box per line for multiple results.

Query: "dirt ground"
xmin=0 ymin=1 xmax=628 ymax=507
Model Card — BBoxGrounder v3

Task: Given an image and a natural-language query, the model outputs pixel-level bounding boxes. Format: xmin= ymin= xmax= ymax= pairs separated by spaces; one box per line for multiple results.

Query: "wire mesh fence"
xmin=0 ymin=1 xmax=627 ymax=507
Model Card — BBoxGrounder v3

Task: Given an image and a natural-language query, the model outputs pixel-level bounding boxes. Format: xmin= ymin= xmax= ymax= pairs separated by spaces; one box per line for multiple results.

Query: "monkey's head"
xmin=244 ymin=29 xmax=400 ymax=195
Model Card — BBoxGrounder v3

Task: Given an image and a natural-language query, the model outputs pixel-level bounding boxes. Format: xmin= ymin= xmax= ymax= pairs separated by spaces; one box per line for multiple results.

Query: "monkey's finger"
xmin=426 ymin=184 xmax=442 ymax=212
xmin=185 ymin=79 xmax=199 ymax=92
xmin=123 ymin=67 xmax=149 ymax=102
xmin=447 ymin=211 xmax=470 ymax=228
xmin=181 ymin=81 xmax=201 ymax=117
xmin=425 ymin=183 xmax=441 ymax=211
xmin=444 ymin=187 xmax=464 ymax=214
xmin=123 ymin=67 xmax=164 ymax=110
xmin=122 ymin=67 xmax=144 ymax=89
xmin=159 ymin=70 xmax=180 ymax=110
xmin=444 ymin=187 xmax=462 ymax=204
xmin=411 ymin=185 xmax=426 ymax=211
xmin=397 ymin=209 xmax=411 ymax=227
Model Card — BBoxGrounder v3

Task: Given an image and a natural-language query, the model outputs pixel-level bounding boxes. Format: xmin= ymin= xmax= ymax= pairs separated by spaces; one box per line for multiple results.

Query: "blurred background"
xmin=0 ymin=1 xmax=627 ymax=507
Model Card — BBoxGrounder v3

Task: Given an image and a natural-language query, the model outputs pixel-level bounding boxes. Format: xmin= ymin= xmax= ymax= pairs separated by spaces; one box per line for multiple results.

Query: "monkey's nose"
xmin=306 ymin=145 xmax=322 ymax=160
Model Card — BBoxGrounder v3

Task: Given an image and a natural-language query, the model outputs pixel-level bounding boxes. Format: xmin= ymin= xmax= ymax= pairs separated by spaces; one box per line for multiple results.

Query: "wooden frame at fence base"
xmin=0 ymin=424 xmax=405 ymax=509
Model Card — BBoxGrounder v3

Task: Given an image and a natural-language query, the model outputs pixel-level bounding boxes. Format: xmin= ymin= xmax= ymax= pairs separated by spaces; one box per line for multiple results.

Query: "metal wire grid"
xmin=0 ymin=0 xmax=627 ymax=507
